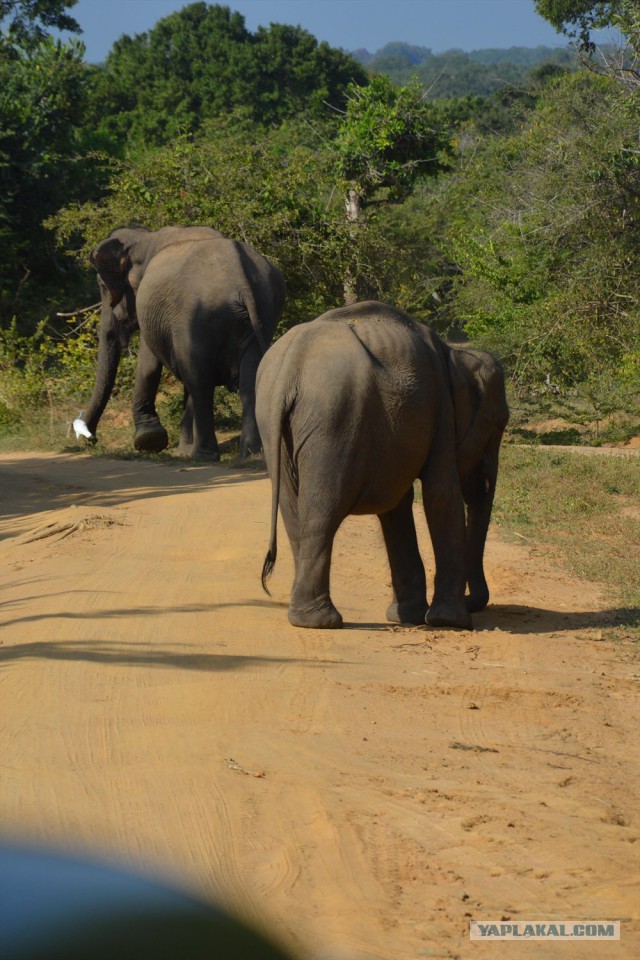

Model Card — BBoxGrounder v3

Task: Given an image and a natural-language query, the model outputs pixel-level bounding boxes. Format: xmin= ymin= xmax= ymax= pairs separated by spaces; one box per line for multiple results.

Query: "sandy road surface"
xmin=1 ymin=452 xmax=638 ymax=959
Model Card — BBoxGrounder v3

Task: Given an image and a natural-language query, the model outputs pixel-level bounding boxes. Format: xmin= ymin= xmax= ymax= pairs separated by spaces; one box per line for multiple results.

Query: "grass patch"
xmin=494 ymin=445 xmax=640 ymax=640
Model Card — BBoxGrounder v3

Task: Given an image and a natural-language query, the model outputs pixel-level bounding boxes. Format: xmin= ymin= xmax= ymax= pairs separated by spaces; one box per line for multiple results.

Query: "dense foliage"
xmin=88 ymin=3 xmax=368 ymax=148
xmin=1 ymin=0 xmax=638 ymax=444
xmin=446 ymin=70 xmax=639 ymax=409
xmin=0 ymin=0 xmax=79 ymax=46
xmin=0 ymin=33 xmax=106 ymax=326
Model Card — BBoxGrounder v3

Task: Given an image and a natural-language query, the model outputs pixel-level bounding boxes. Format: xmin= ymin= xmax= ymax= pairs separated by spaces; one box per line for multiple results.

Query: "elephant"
xmin=75 ymin=225 xmax=286 ymax=459
xmin=256 ymin=300 xmax=508 ymax=630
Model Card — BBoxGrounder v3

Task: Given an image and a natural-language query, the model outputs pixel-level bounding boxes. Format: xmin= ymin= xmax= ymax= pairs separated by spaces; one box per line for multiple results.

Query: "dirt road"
xmin=1 ymin=452 xmax=637 ymax=959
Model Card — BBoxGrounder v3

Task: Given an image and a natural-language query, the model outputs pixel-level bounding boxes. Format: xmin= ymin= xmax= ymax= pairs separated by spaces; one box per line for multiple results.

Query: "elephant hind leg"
xmin=379 ymin=488 xmax=428 ymax=625
xmin=465 ymin=587 xmax=489 ymax=614
xmin=288 ymin=516 xmax=343 ymax=629
xmin=288 ymin=596 xmax=343 ymax=630
xmin=238 ymin=341 xmax=263 ymax=458
xmin=132 ymin=337 xmax=169 ymax=453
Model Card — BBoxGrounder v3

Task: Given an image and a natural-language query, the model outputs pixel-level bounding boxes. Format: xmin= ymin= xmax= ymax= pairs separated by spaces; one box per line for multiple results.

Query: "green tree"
xmin=0 ymin=0 xmax=79 ymax=48
xmin=535 ymin=1 xmax=639 ymax=95
xmin=251 ymin=22 xmax=368 ymax=125
xmin=88 ymin=3 xmax=252 ymax=148
xmin=357 ymin=44 xmax=578 ymax=100
xmin=88 ymin=3 xmax=367 ymax=149
xmin=534 ymin=1 xmax=632 ymax=48
xmin=0 ymin=33 xmax=104 ymax=328
xmin=333 ymin=74 xmax=453 ymax=301
xmin=51 ymin=118 xmax=358 ymax=328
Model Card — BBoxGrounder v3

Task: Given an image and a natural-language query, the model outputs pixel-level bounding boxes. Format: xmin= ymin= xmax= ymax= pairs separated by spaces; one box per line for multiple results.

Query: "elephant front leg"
xmin=177 ymin=390 xmax=194 ymax=457
xmin=463 ymin=444 xmax=500 ymax=612
xmin=421 ymin=449 xmax=473 ymax=630
xmin=238 ymin=344 xmax=263 ymax=458
xmin=132 ymin=337 xmax=169 ymax=453
xmin=379 ymin=488 xmax=428 ymax=625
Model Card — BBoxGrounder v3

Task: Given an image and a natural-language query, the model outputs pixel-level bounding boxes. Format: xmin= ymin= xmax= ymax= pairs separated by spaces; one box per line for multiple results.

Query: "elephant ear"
xmin=447 ymin=349 xmax=476 ymax=448
xmin=90 ymin=237 xmax=131 ymax=308
xmin=448 ymin=348 xmax=508 ymax=473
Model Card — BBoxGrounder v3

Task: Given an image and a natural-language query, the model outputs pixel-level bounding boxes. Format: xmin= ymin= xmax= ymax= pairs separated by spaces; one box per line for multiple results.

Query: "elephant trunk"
xmin=82 ymin=308 xmax=123 ymax=436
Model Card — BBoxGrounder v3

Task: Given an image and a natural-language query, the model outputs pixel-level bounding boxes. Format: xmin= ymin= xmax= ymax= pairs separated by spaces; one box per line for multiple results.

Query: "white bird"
xmin=72 ymin=417 xmax=93 ymax=440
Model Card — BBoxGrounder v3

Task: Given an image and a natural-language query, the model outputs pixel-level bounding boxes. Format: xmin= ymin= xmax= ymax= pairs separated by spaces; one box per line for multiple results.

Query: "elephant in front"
xmin=256 ymin=301 xmax=508 ymax=630
xmin=75 ymin=225 xmax=286 ymax=459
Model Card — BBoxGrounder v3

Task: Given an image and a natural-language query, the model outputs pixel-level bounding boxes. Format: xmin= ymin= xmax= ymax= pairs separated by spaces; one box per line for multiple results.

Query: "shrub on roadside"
xmin=0 ymin=316 xmax=245 ymax=452
xmin=0 ymin=312 xmax=137 ymax=441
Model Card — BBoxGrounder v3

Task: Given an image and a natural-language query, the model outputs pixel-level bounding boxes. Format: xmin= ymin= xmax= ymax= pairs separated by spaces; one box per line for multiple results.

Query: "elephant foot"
xmin=288 ymin=598 xmax=343 ymax=629
xmin=239 ymin=432 xmax=263 ymax=459
xmin=465 ymin=578 xmax=489 ymax=613
xmin=193 ymin=447 xmax=221 ymax=462
xmin=134 ymin=422 xmax=168 ymax=453
xmin=426 ymin=599 xmax=473 ymax=630
xmin=386 ymin=599 xmax=428 ymax=626
xmin=177 ymin=442 xmax=220 ymax=462
xmin=465 ymin=591 xmax=489 ymax=613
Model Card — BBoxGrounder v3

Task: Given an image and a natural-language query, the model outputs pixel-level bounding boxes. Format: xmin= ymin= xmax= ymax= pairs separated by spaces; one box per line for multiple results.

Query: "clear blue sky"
xmin=59 ymin=0 xmax=620 ymax=64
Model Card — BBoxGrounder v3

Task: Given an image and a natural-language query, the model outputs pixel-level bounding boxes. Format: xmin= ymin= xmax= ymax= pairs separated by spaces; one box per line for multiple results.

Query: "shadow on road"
xmin=0 ymin=639 xmax=344 ymax=672
xmin=472 ymin=602 xmax=638 ymax=635
xmin=0 ymin=453 xmax=266 ymax=536
xmin=345 ymin=603 xmax=638 ymax=635
xmin=0 ymin=597 xmax=279 ymax=625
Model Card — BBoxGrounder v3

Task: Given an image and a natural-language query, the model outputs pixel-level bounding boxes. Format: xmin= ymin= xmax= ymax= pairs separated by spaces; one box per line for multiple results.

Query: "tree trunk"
xmin=343 ymin=187 xmax=364 ymax=306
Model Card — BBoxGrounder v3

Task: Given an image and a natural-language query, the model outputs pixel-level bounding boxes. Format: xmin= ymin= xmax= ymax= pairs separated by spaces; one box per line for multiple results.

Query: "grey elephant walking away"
xmin=256 ymin=301 xmax=507 ymax=628
xmin=448 ymin=343 xmax=510 ymax=612
xmin=75 ymin=225 xmax=286 ymax=459
xmin=256 ymin=301 xmax=508 ymax=630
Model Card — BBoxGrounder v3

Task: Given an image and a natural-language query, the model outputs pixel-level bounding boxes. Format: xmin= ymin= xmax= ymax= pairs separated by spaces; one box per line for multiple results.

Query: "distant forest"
xmin=352 ymin=43 xmax=579 ymax=98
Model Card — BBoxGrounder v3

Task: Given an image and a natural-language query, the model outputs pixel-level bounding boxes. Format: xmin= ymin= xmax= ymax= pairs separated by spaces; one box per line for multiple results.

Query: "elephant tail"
xmin=241 ymin=286 xmax=269 ymax=357
xmin=260 ymin=349 xmax=296 ymax=596
xmin=233 ymin=241 xmax=273 ymax=357
xmin=261 ymin=441 xmax=280 ymax=595
xmin=261 ymin=548 xmax=276 ymax=595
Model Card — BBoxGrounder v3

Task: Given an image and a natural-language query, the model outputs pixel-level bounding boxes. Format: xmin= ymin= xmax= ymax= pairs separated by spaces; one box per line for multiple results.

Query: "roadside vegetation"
xmin=494 ymin=446 xmax=640 ymax=640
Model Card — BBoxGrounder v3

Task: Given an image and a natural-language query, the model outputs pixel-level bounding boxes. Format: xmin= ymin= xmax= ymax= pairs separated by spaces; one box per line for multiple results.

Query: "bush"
xmin=0 ymin=313 xmax=248 ymax=453
xmin=0 ymin=312 xmax=138 ymax=441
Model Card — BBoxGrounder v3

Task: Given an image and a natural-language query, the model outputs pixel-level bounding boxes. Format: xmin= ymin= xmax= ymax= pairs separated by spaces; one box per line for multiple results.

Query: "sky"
xmin=58 ymin=0 xmax=621 ymax=64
